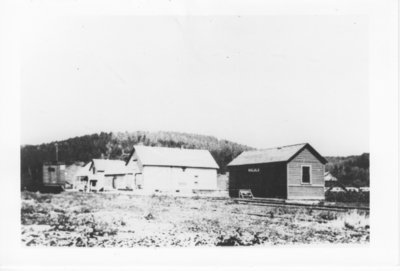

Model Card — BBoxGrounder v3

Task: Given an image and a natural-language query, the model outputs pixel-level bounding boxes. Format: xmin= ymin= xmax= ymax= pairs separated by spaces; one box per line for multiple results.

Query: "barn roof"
xmin=91 ymin=159 xmax=134 ymax=175
xmin=128 ymin=146 xmax=219 ymax=169
xmin=227 ymin=143 xmax=327 ymax=166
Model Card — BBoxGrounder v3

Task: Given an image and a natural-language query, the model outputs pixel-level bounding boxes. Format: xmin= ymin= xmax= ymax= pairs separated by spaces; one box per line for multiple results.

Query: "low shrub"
xmin=21 ymin=202 xmax=35 ymax=214
xmin=318 ymin=211 xmax=338 ymax=221
xmin=49 ymin=213 xmax=119 ymax=237
xmin=328 ymin=210 xmax=369 ymax=230
xmin=344 ymin=222 xmax=355 ymax=230
xmin=325 ymin=191 xmax=369 ymax=203
xmin=215 ymin=229 xmax=259 ymax=246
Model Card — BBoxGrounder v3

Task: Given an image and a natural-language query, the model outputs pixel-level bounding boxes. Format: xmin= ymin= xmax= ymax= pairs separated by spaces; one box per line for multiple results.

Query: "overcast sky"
xmin=21 ymin=15 xmax=369 ymax=156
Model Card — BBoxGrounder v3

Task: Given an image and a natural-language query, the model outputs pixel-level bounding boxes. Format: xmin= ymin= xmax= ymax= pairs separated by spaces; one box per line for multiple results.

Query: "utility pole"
xmin=55 ymin=143 xmax=58 ymax=162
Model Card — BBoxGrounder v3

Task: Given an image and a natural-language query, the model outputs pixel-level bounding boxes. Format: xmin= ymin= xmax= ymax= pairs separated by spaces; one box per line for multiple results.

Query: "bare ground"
xmin=21 ymin=191 xmax=369 ymax=247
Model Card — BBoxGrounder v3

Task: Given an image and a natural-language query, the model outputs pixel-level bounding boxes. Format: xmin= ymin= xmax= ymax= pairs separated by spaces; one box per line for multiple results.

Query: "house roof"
xmin=227 ymin=143 xmax=327 ymax=167
xmin=91 ymin=159 xmax=134 ymax=175
xmin=128 ymin=145 xmax=219 ymax=169
xmin=324 ymin=171 xmax=338 ymax=181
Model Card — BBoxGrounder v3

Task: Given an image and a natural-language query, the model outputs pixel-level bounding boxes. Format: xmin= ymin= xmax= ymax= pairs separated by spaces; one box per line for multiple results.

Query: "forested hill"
xmin=325 ymin=153 xmax=370 ymax=187
xmin=21 ymin=131 xmax=254 ymax=185
xmin=21 ymin=131 xmax=370 ymax=189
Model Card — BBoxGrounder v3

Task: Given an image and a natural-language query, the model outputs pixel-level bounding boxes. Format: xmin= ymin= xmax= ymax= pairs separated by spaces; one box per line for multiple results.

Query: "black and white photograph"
xmin=20 ymin=13 xmax=372 ymax=247
xmin=0 ymin=0 xmax=399 ymax=270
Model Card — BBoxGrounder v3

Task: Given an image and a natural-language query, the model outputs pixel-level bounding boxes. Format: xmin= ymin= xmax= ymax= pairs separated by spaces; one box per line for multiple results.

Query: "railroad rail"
xmin=233 ymin=198 xmax=370 ymax=212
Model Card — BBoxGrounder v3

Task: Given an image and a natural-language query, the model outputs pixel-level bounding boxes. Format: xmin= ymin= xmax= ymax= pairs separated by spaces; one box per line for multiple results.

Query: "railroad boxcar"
xmin=42 ymin=162 xmax=66 ymax=190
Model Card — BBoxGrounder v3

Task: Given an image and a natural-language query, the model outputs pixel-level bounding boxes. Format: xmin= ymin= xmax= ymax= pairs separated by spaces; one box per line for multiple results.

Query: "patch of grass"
xmin=328 ymin=210 xmax=369 ymax=230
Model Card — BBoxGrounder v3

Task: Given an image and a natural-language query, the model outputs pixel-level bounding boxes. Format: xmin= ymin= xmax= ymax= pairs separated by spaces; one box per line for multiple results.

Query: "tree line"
xmin=325 ymin=153 xmax=370 ymax=187
xmin=20 ymin=131 xmax=253 ymax=190
xmin=21 ymin=131 xmax=369 ymax=190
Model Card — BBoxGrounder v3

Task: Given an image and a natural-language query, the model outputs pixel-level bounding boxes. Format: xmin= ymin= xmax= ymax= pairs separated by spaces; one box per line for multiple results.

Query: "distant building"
xmin=324 ymin=171 xmax=338 ymax=182
xmin=217 ymin=173 xmax=229 ymax=191
xmin=345 ymin=187 xmax=359 ymax=192
xmin=227 ymin=143 xmax=327 ymax=200
xmin=324 ymin=171 xmax=349 ymax=192
xmin=327 ymin=186 xmax=346 ymax=192
xmin=125 ymin=146 xmax=219 ymax=194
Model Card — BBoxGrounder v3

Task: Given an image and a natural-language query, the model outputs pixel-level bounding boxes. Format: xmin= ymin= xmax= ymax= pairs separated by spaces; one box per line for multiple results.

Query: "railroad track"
xmin=233 ymin=198 xmax=370 ymax=212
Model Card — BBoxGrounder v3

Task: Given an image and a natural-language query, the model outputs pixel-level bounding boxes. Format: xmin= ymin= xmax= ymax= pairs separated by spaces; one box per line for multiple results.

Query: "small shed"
xmin=227 ymin=143 xmax=327 ymax=200
xmin=125 ymin=146 xmax=219 ymax=194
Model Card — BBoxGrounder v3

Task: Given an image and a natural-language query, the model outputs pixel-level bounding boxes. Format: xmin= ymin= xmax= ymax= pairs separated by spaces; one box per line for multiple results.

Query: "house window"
xmin=302 ymin=166 xmax=311 ymax=184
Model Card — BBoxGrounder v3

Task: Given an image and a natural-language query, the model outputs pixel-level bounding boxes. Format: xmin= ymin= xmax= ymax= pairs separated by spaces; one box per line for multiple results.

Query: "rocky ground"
xmin=21 ymin=191 xmax=369 ymax=247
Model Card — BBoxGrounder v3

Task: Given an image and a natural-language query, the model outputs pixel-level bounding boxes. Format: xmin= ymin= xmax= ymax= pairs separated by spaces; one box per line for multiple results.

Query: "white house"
xmin=89 ymin=159 xmax=134 ymax=191
xmin=125 ymin=145 xmax=219 ymax=194
xmin=73 ymin=163 xmax=93 ymax=191
xmin=72 ymin=159 xmax=134 ymax=192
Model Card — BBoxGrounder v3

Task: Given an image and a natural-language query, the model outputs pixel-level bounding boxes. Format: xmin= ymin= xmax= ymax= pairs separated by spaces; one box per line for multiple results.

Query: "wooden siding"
xmin=287 ymin=186 xmax=324 ymax=200
xmin=142 ymin=166 xmax=218 ymax=193
xmin=228 ymin=162 xmax=287 ymax=198
xmin=287 ymin=148 xmax=325 ymax=200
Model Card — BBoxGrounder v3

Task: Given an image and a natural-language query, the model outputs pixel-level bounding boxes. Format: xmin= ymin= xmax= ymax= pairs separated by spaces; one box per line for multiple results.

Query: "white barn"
xmin=126 ymin=146 xmax=219 ymax=194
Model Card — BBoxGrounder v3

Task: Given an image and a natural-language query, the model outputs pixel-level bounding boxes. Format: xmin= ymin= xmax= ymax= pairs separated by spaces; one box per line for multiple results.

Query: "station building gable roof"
xmin=228 ymin=143 xmax=327 ymax=167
